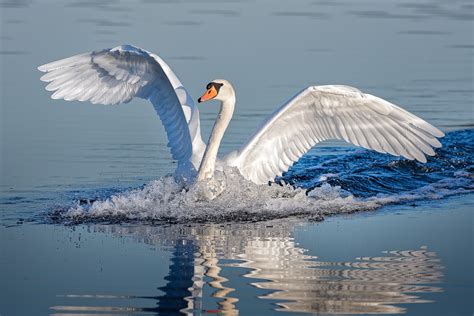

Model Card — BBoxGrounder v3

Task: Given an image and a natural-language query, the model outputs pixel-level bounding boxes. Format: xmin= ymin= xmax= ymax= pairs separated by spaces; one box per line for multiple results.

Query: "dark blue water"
xmin=284 ymin=129 xmax=473 ymax=197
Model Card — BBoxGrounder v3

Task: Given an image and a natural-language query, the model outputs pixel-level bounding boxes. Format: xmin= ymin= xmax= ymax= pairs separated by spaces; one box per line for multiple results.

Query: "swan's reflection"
xmin=50 ymin=220 xmax=443 ymax=315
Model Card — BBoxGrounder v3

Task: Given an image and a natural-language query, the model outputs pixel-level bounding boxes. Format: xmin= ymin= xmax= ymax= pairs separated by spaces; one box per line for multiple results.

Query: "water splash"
xmin=50 ymin=129 xmax=473 ymax=224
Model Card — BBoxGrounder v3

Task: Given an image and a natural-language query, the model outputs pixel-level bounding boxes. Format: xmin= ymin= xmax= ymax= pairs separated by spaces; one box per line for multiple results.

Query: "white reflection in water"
xmin=51 ymin=221 xmax=443 ymax=315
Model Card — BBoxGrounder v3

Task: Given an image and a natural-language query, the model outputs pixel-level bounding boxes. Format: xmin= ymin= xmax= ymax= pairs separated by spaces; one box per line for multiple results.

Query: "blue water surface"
xmin=285 ymin=129 xmax=473 ymax=197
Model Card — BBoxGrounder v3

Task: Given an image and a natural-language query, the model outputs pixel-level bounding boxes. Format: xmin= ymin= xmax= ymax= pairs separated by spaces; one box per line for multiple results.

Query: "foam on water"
xmin=54 ymin=129 xmax=473 ymax=224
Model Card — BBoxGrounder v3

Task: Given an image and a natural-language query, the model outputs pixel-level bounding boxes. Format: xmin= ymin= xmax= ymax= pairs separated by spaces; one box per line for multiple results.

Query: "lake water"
xmin=0 ymin=0 xmax=473 ymax=315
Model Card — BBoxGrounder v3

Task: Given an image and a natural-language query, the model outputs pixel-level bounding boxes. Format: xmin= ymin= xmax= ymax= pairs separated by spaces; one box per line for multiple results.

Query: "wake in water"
xmin=51 ymin=129 xmax=473 ymax=224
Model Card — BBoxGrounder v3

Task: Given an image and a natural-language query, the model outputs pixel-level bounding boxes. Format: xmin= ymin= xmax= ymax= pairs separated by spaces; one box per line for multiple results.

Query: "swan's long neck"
xmin=197 ymin=94 xmax=235 ymax=181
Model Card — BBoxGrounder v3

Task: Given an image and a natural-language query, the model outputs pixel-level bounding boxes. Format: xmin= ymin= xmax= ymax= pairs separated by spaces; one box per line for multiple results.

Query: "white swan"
xmin=38 ymin=45 xmax=444 ymax=185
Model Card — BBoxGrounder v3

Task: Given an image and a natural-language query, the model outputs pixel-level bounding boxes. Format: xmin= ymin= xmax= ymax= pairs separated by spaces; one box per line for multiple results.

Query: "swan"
xmin=38 ymin=44 xmax=444 ymax=185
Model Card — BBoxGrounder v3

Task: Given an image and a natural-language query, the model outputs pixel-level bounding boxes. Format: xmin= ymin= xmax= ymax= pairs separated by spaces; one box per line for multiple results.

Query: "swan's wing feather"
xmin=232 ymin=85 xmax=444 ymax=184
xmin=39 ymin=45 xmax=204 ymax=165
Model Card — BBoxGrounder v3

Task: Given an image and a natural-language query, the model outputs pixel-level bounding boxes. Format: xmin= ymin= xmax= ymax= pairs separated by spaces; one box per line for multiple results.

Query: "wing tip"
xmin=415 ymin=154 xmax=428 ymax=163
xmin=50 ymin=93 xmax=62 ymax=100
xmin=426 ymin=124 xmax=445 ymax=138
xmin=37 ymin=64 xmax=48 ymax=72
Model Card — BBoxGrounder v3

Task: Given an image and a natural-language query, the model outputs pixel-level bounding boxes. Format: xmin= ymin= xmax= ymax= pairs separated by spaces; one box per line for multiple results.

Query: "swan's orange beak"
xmin=198 ymin=86 xmax=218 ymax=103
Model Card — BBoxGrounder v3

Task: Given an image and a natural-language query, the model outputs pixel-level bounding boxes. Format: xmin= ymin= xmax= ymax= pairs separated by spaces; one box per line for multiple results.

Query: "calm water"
xmin=1 ymin=0 xmax=473 ymax=315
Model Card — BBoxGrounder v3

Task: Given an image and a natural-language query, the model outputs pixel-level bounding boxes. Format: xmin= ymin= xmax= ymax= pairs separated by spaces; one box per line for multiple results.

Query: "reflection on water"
xmin=246 ymin=247 xmax=442 ymax=314
xmin=51 ymin=222 xmax=443 ymax=315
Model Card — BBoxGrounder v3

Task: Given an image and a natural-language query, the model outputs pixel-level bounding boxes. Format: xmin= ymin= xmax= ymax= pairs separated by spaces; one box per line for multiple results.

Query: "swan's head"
xmin=198 ymin=79 xmax=234 ymax=103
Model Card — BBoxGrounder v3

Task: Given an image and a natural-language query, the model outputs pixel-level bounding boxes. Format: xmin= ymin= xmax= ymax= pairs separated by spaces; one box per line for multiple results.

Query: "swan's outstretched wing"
xmin=229 ymin=85 xmax=444 ymax=184
xmin=38 ymin=45 xmax=205 ymax=171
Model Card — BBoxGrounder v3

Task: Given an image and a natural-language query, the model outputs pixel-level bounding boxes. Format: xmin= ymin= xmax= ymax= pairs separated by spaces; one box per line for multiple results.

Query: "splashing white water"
xmin=62 ymin=167 xmax=472 ymax=223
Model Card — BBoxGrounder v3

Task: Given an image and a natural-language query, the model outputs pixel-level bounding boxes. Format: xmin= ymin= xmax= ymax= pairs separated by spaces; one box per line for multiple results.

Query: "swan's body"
xmin=39 ymin=45 xmax=444 ymax=185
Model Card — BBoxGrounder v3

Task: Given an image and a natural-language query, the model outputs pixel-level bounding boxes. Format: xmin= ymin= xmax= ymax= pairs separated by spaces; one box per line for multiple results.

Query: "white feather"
xmin=229 ymin=85 xmax=444 ymax=184
xmin=38 ymin=45 xmax=206 ymax=174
